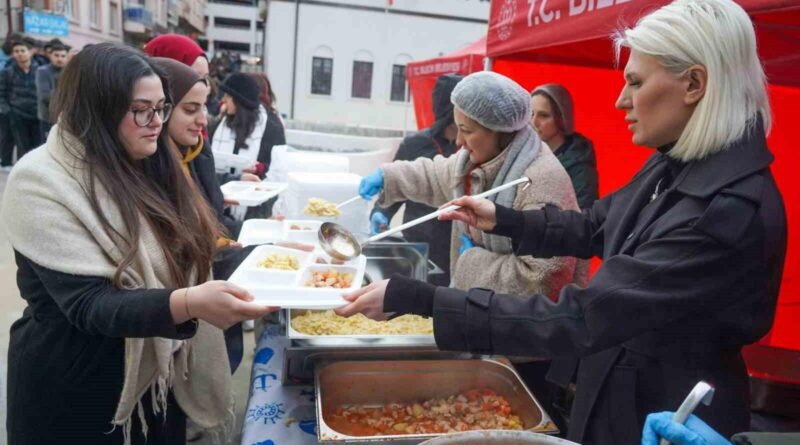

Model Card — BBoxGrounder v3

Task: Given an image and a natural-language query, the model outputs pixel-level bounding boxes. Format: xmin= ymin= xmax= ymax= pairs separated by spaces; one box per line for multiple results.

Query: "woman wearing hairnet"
xmin=369 ymin=74 xmax=463 ymax=287
xmin=359 ymin=71 xmax=586 ymax=299
xmin=340 ymin=0 xmax=787 ymax=444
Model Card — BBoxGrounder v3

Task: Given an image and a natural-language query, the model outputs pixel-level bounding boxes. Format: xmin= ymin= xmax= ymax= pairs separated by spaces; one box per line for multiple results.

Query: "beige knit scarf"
xmin=0 ymin=125 xmax=234 ymax=444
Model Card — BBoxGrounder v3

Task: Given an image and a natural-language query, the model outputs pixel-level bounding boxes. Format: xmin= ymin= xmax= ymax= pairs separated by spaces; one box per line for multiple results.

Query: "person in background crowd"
xmin=239 ymin=72 xmax=287 ymax=221
xmin=144 ymin=34 xmax=209 ymax=78
xmin=0 ymin=39 xmax=43 ymax=159
xmin=1 ymin=42 xmax=275 ymax=444
xmin=359 ymin=71 xmax=584 ymax=298
xmin=23 ymin=36 xmax=49 ymax=66
xmin=246 ymin=72 xmax=286 ymax=180
xmin=210 ymin=72 xmax=283 ymax=182
xmin=370 ymin=74 xmax=463 ymax=286
xmin=530 ymin=84 xmax=599 ymax=208
xmin=338 ymin=1 xmax=787 ymax=443
xmin=643 ymin=412 xmax=800 ymax=445
xmin=35 ymin=41 xmax=68 ymax=139
xmin=0 ymin=39 xmax=16 ymax=171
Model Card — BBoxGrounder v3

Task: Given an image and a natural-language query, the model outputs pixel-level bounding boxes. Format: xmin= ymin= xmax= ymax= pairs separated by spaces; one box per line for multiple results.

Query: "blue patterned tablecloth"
xmin=241 ymin=323 xmax=320 ymax=445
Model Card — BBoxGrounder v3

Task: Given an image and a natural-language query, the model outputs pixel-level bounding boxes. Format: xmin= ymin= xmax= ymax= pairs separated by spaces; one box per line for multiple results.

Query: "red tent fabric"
xmin=485 ymin=0 xmax=800 ymax=383
xmin=487 ymin=0 xmax=800 ymax=86
xmin=407 ymin=37 xmax=486 ymax=129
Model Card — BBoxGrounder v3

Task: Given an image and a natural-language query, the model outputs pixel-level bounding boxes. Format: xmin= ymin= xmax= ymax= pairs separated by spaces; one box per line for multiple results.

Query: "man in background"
xmin=36 ymin=40 xmax=68 ymax=139
xmin=0 ymin=40 xmax=43 ymax=160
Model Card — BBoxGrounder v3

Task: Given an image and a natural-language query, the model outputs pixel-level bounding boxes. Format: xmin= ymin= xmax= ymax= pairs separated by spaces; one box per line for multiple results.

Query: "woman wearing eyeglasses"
xmin=0 ymin=43 xmax=277 ymax=444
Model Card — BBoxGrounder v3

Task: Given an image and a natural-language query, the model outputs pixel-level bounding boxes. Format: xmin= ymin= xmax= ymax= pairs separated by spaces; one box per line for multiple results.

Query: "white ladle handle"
xmin=367 ymin=176 xmax=531 ymax=243
xmin=659 ymin=381 xmax=715 ymax=445
xmin=336 ymin=195 xmax=362 ymax=209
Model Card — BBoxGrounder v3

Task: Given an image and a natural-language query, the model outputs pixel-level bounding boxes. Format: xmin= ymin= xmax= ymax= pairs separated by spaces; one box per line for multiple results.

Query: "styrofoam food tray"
xmin=238 ymin=219 xmax=322 ymax=246
xmin=228 ymin=244 xmax=366 ymax=309
xmin=213 ymin=151 xmax=252 ymax=173
xmin=220 ymin=181 xmax=288 ymax=207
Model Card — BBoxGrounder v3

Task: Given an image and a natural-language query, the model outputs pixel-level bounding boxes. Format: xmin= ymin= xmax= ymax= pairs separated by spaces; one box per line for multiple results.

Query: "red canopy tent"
xmin=486 ymin=0 xmax=800 ymax=413
xmin=406 ymin=37 xmax=486 ymax=129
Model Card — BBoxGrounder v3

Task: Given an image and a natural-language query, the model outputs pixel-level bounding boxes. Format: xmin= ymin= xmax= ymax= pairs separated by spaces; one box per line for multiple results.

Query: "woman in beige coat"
xmin=359 ymin=72 xmax=585 ymax=298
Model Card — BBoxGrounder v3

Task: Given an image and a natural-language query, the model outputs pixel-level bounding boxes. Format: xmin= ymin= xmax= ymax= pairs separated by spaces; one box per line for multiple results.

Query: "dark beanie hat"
xmin=144 ymin=34 xmax=206 ymax=67
xmin=219 ymin=72 xmax=260 ymax=110
xmin=151 ymin=57 xmax=203 ymax=104
xmin=430 ymin=74 xmax=464 ymax=136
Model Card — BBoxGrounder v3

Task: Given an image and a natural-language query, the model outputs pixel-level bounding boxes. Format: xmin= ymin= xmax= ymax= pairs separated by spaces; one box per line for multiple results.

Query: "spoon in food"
xmin=318 ymin=176 xmax=532 ymax=260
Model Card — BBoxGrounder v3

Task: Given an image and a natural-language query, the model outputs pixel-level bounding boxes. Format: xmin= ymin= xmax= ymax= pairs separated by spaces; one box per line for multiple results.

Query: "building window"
xmin=390 ymin=64 xmax=409 ymax=102
xmin=213 ymin=17 xmax=251 ymax=30
xmin=64 ymin=0 xmax=79 ymax=22
xmin=351 ymin=61 xmax=373 ymax=99
xmin=90 ymin=0 xmax=102 ymax=28
xmin=109 ymin=1 xmax=120 ymax=33
xmin=215 ymin=41 xmax=251 ymax=53
xmin=311 ymin=56 xmax=333 ymax=96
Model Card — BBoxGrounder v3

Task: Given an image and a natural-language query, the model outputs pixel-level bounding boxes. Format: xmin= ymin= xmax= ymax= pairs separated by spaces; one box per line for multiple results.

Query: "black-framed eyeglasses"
xmin=129 ymin=103 xmax=173 ymax=127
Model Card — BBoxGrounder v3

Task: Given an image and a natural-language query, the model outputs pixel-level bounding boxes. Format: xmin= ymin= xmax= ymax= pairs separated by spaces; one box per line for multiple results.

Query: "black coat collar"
xmin=674 ymin=119 xmax=772 ymax=199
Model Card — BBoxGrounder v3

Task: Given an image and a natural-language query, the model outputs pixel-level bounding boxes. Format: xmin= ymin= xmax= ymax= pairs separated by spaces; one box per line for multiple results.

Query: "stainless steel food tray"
xmin=283 ymin=346 xmax=462 ymax=385
xmin=315 ymin=358 xmax=559 ymax=443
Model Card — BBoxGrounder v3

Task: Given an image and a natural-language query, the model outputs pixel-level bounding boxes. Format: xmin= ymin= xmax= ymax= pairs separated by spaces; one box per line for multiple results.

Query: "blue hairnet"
xmin=451 ymin=71 xmax=531 ymax=133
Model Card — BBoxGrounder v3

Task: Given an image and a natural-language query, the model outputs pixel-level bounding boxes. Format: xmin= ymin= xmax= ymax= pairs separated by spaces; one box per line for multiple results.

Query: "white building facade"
xmin=266 ymin=0 xmax=490 ymax=130
xmin=203 ymin=0 xmax=264 ymax=60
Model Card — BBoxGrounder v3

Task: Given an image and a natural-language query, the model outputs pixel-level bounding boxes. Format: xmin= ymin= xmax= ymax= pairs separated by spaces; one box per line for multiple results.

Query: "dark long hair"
xmin=252 ymin=72 xmax=277 ymax=114
xmin=52 ymin=43 xmax=220 ymax=287
xmin=225 ymin=98 xmax=259 ymax=150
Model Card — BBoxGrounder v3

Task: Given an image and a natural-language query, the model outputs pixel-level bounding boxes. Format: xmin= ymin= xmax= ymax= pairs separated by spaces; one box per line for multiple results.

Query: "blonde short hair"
xmin=615 ymin=0 xmax=770 ymax=161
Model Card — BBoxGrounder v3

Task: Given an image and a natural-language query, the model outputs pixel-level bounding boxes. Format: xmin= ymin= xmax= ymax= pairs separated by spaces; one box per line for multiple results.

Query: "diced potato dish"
xmin=257 ymin=253 xmax=300 ymax=270
xmin=305 ymin=269 xmax=353 ymax=288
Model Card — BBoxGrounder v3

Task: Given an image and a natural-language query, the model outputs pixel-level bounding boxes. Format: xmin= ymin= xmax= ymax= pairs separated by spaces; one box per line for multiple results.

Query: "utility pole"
xmin=6 ymin=0 xmax=13 ymax=35
xmin=289 ymin=0 xmax=299 ymax=119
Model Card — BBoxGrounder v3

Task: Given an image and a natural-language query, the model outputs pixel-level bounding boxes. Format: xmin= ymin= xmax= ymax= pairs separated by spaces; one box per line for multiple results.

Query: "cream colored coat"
xmin=379 ymin=135 xmax=586 ymax=298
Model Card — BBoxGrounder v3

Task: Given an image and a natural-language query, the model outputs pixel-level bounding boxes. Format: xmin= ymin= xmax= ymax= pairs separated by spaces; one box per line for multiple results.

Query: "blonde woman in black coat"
xmin=336 ymin=1 xmax=787 ymax=443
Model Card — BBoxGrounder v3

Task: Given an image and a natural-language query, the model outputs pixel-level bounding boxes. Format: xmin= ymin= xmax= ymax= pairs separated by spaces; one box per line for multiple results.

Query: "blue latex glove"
xmin=458 ymin=233 xmax=475 ymax=256
xmin=642 ymin=412 xmax=732 ymax=445
xmin=370 ymin=211 xmax=390 ymax=235
xmin=359 ymin=169 xmax=384 ymax=200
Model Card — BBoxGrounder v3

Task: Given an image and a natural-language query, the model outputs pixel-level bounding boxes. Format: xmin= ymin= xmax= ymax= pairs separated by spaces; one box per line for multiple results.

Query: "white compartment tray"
xmin=238 ymin=219 xmax=323 ymax=246
xmin=220 ymin=181 xmax=287 ymax=207
xmin=228 ymin=244 xmax=366 ymax=309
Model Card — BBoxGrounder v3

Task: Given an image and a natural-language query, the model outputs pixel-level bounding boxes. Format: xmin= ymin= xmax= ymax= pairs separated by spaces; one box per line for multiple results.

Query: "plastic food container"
xmin=238 ymin=219 xmax=323 ymax=246
xmin=220 ymin=180 xmax=287 ymax=206
xmin=228 ymin=244 xmax=366 ymax=309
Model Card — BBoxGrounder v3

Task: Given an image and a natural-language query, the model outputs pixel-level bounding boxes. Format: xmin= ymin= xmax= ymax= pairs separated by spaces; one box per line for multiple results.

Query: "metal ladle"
xmin=318 ymin=176 xmax=532 ymax=261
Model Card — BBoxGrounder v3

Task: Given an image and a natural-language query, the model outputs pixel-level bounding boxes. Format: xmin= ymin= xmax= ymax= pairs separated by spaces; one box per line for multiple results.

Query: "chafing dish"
xmin=315 ymin=358 xmax=559 ymax=443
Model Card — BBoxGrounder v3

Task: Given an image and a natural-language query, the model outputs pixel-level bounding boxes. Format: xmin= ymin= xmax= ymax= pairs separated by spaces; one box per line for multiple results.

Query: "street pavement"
xmin=0 ymin=169 xmax=253 ymax=445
